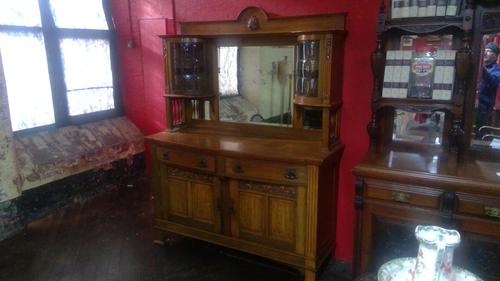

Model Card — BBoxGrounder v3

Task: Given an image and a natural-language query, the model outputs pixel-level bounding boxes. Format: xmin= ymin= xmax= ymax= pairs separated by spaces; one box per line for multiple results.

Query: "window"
xmin=218 ymin=46 xmax=239 ymax=96
xmin=0 ymin=0 xmax=120 ymax=133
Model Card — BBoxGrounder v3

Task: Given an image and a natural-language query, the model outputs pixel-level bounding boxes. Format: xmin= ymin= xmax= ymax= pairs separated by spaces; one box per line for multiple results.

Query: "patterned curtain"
xmin=0 ymin=50 xmax=22 ymax=202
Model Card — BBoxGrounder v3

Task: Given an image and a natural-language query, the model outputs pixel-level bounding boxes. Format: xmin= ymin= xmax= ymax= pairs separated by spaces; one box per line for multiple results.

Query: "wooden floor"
xmin=0 ymin=177 xmax=350 ymax=281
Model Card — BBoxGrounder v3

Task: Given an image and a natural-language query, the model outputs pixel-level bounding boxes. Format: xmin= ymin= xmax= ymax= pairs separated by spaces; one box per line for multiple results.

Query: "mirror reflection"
xmin=218 ymin=46 xmax=294 ymax=127
xmin=393 ymin=109 xmax=445 ymax=145
xmin=472 ymin=34 xmax=500 ymax=148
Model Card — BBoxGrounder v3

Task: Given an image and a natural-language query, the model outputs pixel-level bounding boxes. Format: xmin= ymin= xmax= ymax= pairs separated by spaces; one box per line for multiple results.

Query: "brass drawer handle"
xmin=285 ymin=168 xmax=297 ymax=180
xmin=162 ymin=150 xmax=169 ymax=160
xmin=485 ymin=207 xmax=500 ymax=219
xmin=196 ymin=159 xmax=207 ymax=168
xmin=392 ymin=192 xmax=410 ymax=203
xmin=232 ymin=163 xmax=244 ymax=174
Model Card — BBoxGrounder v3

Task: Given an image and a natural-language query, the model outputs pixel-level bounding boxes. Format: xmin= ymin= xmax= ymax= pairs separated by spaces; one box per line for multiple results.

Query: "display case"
xmin=368 ymin=0 xmax=473 ymax=154
xmin=147 ymin=7 xmax=346 ymax=281
xmin=354 ymin=1 xmax=500 ymax=280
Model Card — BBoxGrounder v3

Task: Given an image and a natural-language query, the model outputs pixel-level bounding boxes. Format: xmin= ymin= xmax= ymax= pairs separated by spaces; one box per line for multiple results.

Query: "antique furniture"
xmin=145 ymin=7 xmax=346 ymax=281
xmin=354 ymin=1 xmax=500 ymax=280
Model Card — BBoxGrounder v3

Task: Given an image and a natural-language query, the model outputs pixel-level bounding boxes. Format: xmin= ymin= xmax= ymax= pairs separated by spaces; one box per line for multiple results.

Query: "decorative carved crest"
xmin=247 ymin=16 xmax=260 ymax=31
xmin=180 ymin=6 xmax=345 ymax=36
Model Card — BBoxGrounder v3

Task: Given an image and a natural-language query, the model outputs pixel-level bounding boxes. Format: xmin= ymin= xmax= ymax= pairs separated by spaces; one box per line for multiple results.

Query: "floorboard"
xmin=0 ymin=177 xmax=351 ymax=281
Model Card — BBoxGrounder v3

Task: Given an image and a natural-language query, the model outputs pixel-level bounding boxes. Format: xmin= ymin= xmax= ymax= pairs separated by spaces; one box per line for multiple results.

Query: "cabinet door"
xmin=359 ymin=200 xmax=442 ymax=274
xmin=359 ymin=199 xmax=500 ymax=281
xmin=454 ymin=215 xmax=500 ymax=281
xmin=228 ymin=179 xmax=306 ymax=254
xmin=159 ymin=165 xmax=221 ymax=233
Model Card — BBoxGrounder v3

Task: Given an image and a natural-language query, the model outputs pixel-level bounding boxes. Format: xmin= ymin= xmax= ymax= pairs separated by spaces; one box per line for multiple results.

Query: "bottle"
xmin=409 ymin=46 xmax=436 ymax=99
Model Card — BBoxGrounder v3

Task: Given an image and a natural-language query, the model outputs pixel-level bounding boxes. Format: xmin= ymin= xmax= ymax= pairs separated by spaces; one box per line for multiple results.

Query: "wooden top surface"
xmin=146 ymin=130 xmax=341 ymax=165
xmin=353 ymin=149 xmax=500 ymax=195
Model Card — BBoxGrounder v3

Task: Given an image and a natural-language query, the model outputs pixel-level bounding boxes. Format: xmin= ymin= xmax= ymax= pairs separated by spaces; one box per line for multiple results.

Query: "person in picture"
xmin=476 ymin=41 xmax=500 ymax=139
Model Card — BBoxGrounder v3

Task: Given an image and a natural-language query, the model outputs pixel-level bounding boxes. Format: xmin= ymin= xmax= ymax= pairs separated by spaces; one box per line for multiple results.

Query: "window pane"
xmin=0 ymin=0 xmax=41 ymax=27
xmin=0 ymin=31 xmax=55 ymax=131
xmin=59 ymin=38 xmax=114 ymax=116
xmin=49 ymin=0 xmax=108 ymax=30
xmin=218 ymin=46 xmax=239 ymax=96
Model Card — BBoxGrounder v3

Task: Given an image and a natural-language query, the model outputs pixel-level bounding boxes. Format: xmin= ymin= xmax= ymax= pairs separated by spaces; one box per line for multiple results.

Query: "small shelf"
xmin=385 ymin=16 xmax=465 ymax=33
xmin=374 ymin=98 xmax=460 ymax=113
xmin=294 ymin=96 xmax=329 ymax=107
xmin=164 ymin=94 xmax=215 ymax=99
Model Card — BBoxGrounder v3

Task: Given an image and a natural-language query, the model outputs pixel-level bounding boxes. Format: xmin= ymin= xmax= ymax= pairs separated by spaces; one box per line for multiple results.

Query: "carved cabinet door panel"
xmin=159 ymin=165 xmax=222 ymax=233
xmin=228 ymin=179 xmax=306 ymax=254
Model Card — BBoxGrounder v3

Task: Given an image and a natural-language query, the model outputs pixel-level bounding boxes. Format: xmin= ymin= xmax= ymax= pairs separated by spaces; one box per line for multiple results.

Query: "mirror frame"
xmin=171 ymin=7 xmax=346 ymax=141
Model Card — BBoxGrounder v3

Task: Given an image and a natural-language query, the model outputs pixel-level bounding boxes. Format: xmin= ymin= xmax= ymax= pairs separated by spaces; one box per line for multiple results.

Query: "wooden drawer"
xmin=456 ymin=192 xmax=500 ymax=220
xmin=224 ymin=158 xmax=306 ymax=185
xmin=157 ymin=147 xmax=215 ymax=173
xmin=364 ymin=180 xmax=442 ymax=209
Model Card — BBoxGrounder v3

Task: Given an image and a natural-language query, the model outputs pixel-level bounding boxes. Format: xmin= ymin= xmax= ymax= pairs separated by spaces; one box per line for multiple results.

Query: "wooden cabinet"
xmin=147 ymin=7 xmax=346 ymax=281
xmin=353 ymin=150 xmax=500 ymax=281
xmin=148 ymin=134 xmax=342 ymax=281
xmin=354 ymin=1 xmax=500 ymax=280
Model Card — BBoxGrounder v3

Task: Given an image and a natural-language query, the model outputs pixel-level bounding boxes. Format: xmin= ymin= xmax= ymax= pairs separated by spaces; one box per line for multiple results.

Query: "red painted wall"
xmin=111 ymin=0 xmax=379 ymax=261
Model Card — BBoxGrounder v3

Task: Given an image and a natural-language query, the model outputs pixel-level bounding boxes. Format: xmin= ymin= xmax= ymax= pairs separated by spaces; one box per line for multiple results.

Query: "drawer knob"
xmin=485 ymin=207 xmax=500 ymax=219
xmin=196 ymin=159 xmax=207 ymax=168
xmin=392 ymin=192 xmax=410 ymax=203
xmin=162 ymin=151 xmax=169 ymax=160
xmin=233 ymin=163 xmax=244 ymax=174
xmin=285 ymin=168 xmax=297 ymax=180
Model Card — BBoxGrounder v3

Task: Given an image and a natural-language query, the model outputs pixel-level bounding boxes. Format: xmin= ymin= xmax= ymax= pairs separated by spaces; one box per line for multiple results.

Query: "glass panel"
xmin=59 ymin=38 xmax=114 ymax=116
xmin=218 ymin=46 xmax=294 ymax=127
xmin=296 ymin=40 xmax=319 ymax=97
xmin=0 ymin=31 xmax=54 ymax=131
xmin=49 ymin=0 xmax=108 ymax=30
xmin=171 ymin=39 xmax=206 ymax=94
xmin=218 ymin=46 xmax=238 ymax=96
xmin=383 ymin=35 xmax=455 ymax=100
xmin=0 ymin=0 xmax=41 ymax=27
xmin=393 ymin=109 xmax=444 ymax=145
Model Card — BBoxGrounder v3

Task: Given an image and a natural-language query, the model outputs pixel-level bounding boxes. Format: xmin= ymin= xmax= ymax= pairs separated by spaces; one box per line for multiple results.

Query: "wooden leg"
xmin=304 ymin=269 xmax=316 ymax=281
xmin=153 ymin=228 xmax=165 ymax=245
xmin=154 ymin=228 xmax=184 ymax=246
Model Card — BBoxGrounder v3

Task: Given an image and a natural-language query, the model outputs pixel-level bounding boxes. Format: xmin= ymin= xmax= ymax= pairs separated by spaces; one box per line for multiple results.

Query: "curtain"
xmin=0 ymin=50 xmax=22 ymax=203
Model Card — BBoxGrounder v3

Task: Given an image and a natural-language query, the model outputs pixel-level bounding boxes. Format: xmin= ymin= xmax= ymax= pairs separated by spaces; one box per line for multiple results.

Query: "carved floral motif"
xmin=166 ymin=167 xmax=213 ymax=183
xmin=239 ymin=181 xmax=296 ymax=199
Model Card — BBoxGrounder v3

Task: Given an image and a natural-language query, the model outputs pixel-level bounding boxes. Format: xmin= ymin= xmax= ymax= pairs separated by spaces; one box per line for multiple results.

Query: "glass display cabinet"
xmin=353 ymin=1 xmax=500 ymax=280
xmin=146 ymin=7 xmax=346 ymax=281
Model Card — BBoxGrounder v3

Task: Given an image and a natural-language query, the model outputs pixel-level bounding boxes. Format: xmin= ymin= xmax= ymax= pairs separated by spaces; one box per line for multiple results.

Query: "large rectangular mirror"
xmin=218 ymin=45 xmax=294 ymax=127
xmin=470 ymin=4 xmax=500 ymax=150
xmin=472 ymin=33 xmax=500 ymax=148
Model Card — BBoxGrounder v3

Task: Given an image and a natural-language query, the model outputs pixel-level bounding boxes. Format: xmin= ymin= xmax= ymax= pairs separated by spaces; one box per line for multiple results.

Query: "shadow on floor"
xmin=0 ymin=177 xmax=351 ymax=281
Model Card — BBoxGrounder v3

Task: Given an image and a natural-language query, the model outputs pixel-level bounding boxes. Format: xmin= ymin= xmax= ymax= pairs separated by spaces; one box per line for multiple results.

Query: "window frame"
xmin=0 ymin=0 xmax=122 ymax=136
